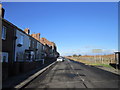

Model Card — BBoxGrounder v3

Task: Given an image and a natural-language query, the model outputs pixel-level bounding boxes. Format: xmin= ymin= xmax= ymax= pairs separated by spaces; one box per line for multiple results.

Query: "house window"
xmin=19 ymin=35 xmax=24 ymax=45
xmin=43 ymin=46 xmax=45 ymax=50
xmin=2 ymin=26 xmax=7 ymax=40
xmin=2 ymin=52 xmax=8 ymax=63
xmin=37 ymin=42 xmax=39 ymax=49
xmin=32 ymin=41 xmax=34 ymax=48
xmin=29 ymin=39 xmax=31 ymax=47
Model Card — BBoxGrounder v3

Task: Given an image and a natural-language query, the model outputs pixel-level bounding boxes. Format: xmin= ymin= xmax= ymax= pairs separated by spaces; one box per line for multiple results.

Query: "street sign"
xmin=92 ymin=49 xmax=103 ymax=53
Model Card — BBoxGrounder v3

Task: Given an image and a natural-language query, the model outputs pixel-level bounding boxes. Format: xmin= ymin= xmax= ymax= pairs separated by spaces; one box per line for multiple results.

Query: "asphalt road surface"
xmin=24 ymin=58 xmax=120 ymax=88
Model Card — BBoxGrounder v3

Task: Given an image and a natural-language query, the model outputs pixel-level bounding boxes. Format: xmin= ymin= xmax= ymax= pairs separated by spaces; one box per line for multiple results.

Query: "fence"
xmin=67 ymin=54 xmax=116 ymax=65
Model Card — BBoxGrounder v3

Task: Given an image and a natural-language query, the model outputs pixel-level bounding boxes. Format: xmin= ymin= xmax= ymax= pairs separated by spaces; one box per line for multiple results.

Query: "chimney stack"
xmin=24 ymin=28 xmax=30 ymax=34
xmin=31 ymin=33 xmax=40 ymax=41
xmin=36 ymin=33 xmax=40 ymax=41
xmin=0 ymin=4 xmax=5 ymax=18
xmin=2 ymin=8 xmax=5 ymax=18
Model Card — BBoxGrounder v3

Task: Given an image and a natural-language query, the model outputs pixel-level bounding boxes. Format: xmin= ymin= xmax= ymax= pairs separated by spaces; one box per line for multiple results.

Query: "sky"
xmin=2 ymin=2 xmax=118 ymax=56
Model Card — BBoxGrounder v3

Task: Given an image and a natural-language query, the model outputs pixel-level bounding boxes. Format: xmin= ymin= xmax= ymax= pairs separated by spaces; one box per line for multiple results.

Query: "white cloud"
xmin=60 ymin=48 xmax=117 ymax=56
xmin=102 ymin=49 xmax=116 ymax=54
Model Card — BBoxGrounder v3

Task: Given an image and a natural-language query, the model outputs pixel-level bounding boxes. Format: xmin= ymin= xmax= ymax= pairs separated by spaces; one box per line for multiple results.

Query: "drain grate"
xmin=79 ymin=74 xmax=86 ymax=76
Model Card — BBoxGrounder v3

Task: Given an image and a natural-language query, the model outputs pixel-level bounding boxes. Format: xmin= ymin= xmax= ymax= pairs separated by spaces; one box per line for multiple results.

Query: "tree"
xmin=73 ymin=54 xmax=77 ymax=57
xmin=78 ymin=54 xmax=82 ymax=56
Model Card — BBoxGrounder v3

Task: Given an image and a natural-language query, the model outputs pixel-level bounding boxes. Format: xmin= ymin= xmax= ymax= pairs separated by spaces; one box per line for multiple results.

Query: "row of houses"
xmin=1 ymin=6 xmax=59 ymax=80
xmin=2 ymin=23 xmax=59 ymax=63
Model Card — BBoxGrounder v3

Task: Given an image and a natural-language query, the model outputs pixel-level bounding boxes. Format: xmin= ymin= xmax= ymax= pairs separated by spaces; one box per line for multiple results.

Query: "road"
xmin=24 ymin=58 xmax=120 ymax=88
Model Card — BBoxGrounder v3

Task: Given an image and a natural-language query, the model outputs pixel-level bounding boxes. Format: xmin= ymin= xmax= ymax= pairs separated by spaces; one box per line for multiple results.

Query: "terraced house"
xmin=15 ymin=28 xmax=30 ymax=62
xmin=40 ymin=38 xmax=59 ymax=59
xmin=30 ymin=33 xmax=42 ymax=61
xmin=2 ymin=10 xmax=17 ymax=80
xmin=1 ymin=6 xmax=59 ymax=81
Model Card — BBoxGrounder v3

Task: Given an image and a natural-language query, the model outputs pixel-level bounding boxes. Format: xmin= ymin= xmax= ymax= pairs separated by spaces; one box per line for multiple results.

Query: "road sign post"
xmin=92 ymin=49 xmax=103 ymax=64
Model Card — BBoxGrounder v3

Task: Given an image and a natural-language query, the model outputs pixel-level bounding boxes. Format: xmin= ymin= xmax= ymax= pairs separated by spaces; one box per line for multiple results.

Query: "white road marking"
xmin=66 ymin=59 xmax=87 ymax=87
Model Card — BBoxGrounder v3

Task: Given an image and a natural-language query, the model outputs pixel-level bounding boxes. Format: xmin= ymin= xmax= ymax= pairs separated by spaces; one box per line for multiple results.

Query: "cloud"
xmin=60 ymin=49 xmax=91 ymax=56
xmin=102 ymin=49 xmax=116 ymax=54
xmin=60 ymin=48 xmax=117 ymax=56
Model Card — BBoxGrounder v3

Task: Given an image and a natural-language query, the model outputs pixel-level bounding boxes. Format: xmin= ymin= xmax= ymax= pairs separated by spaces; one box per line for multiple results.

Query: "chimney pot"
xmin=0 ymin=4 xmax=5 ymax=18
xmin=2 ymin=8 xmax=5 ymax=18
xmin=24 ymin=28 xmax=30 ymax=34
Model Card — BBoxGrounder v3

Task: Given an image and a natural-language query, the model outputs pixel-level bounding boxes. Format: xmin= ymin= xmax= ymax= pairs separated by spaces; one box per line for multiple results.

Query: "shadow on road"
xmin=69 ymin=59 xmax=120 ymax=77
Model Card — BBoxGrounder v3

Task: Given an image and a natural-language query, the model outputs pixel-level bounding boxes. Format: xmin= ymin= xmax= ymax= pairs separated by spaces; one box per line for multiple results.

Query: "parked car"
xmin=57 ymin=57 xmax=64 ymax=62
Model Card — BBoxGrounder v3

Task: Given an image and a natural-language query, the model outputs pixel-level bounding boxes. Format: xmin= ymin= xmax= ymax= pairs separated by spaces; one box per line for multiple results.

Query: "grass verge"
xmin=66 ymin=57 xmax=112 ymax=68
xmin=88 ymin=63 xmax=112 ymax=68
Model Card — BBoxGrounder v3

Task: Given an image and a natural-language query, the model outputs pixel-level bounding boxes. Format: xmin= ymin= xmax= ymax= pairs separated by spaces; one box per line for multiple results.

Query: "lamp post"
xmin=114 ymin=51 xmax=120 ymax=69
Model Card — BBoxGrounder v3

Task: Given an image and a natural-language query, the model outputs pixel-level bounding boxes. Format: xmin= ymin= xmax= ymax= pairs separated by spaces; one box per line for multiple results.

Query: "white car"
xmin=57 ymin=57 xmax=64 ymax=62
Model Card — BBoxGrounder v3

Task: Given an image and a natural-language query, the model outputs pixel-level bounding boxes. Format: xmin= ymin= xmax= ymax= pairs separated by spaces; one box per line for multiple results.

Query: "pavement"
xmin=93 ymin=65 xmax=120 ymax=75
xmin=2 ymin=60 xmax=56 ymax=88
xmin=24 ymin=58 xmax=120 ymax=88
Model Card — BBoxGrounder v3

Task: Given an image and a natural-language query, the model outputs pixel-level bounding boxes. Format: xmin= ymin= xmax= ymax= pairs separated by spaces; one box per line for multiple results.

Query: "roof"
xmin=2 ymin=18 xmax=43 ymax=45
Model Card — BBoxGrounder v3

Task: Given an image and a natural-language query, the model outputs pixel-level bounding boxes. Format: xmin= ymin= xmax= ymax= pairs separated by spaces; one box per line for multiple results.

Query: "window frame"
xmin=2 ymin=26 xmax=7 ymax=40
